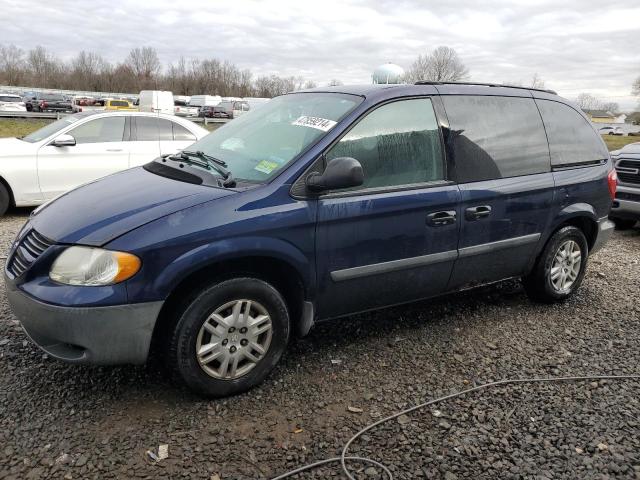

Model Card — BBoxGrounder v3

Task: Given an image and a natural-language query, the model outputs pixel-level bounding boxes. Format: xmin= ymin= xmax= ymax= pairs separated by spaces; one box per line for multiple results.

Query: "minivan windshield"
xmin=21 ymin=113 xmax=88 ymax=143
xmin=185 ymin=93 xmax=362 ymax=182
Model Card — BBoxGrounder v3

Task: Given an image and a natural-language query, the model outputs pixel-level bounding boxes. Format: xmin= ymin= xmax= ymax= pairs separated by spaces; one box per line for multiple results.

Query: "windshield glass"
xmin=186 ymin=93 xmax=362 ymax=182
xmin=21 ymin=114 xmax=86 ymax=143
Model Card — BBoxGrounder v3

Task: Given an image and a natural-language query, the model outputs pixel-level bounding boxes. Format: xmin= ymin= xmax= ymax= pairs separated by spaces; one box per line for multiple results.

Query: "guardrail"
xmin=0 ymin=111 xmax=69 ymax=119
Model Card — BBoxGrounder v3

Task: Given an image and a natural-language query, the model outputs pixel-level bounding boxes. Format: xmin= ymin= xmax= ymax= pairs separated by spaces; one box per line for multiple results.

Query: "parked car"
xmin=4 ymin=83 xmax=616 ymax=397
xmin=174 ymin=99 xmax=199 ymax=117
xmin=0 ymin=94 xmax=27 ymax=112
xmin=218 ymin=100 xmax=250 ymax=119
xmin=198 ymin=105 xmax=229 ymax=118
xmin=600 ymin=126 xmax=623 ymax=136
xmin=0 ymin=111 xmax=207 ymax=215
xmin=25 ymin=93 xmax=72 ymax=113
xmin=104 ymin=99 xmax=136 ymax=111
xmin=138 ymin=90 xmax=174 ymax=115
xmin=609 ymin=142 xmax=640 ymax=229
xmin=189 ymin=95 xmax=222 ymax=111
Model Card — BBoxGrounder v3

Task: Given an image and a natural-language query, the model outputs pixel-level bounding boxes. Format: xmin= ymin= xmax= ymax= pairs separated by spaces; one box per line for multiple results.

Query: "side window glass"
xmin=157 ymin=119 xmax=174 ymax=141
xmin=172 ymin=122 xmax=196 ymax=141
xmin=441 ymin=96 xmax=550 ymax=183
xmin=326 ymin=98 xmax=444 ymax=190
xmin=536 ymin=99 xmax=609 ymax=166
xmin=135 ymin=117 xmax=159 ymax=141
xmin=68 ymin=117 xmax=125 ymax=144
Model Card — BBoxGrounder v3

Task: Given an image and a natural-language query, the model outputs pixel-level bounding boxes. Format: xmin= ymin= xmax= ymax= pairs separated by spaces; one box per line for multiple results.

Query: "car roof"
xmin=293 ymin=82 xmax=561 ymax=99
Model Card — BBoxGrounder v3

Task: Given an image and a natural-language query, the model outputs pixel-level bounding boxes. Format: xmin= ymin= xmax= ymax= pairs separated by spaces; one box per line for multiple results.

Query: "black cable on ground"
xmin=271 ymin=374 xmax=640 ymax=480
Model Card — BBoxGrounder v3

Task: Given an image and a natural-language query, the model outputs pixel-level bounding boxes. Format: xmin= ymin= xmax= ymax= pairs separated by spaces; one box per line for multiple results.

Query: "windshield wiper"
xmin=171 ymin=150 xmax=236 ymax=187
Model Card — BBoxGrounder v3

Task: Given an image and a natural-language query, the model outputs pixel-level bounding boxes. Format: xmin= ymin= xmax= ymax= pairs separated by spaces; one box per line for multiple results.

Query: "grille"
xmin=8 ymin=228 xmax=54 ymax=277
xmin=616 ymin=159 xmax=640 ymax=185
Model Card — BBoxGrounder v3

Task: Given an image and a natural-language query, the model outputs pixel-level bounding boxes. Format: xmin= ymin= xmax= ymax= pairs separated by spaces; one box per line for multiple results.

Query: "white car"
xmin=0 ymin=94 xmax=27 ymax=112
xmin=600 ymin=126 xmax=624 ymax=136
xmin=0 ymin=111 xmax=208 ymax=215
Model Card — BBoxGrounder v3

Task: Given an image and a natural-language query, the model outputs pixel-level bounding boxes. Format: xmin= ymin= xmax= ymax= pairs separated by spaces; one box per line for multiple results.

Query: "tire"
xmin=611 ymin=217 xmax=636 ymax=230
xmin=523 ymin=226 xmax=589 ymax=303
xmin=168 ymin=277 xmax=290 ymax=397
xmin=0 ymin=183 xmax=10 ymax=217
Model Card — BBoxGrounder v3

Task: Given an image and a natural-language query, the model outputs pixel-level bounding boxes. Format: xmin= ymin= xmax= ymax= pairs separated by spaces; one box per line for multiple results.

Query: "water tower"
xmin=372 ymin=63 xmax=405 ymax=84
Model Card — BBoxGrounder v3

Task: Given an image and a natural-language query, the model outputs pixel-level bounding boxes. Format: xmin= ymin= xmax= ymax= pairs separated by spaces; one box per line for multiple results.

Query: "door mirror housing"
xmin=51 ymin=134 xmax=76 ymax=147
xmin=306 ymin=157 xmax=364 ymax=192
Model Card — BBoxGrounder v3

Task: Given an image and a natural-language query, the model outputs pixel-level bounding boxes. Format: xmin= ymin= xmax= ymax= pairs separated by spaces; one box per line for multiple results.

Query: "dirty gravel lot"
xmin=0 ymin=210 xmax=639 ymax=480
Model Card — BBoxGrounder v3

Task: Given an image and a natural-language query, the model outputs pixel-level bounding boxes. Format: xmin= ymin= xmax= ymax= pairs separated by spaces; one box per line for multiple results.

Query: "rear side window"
xmin=326 ymin=98 xmax=445 ymax=190
xmin=172 ymin=122 xmax=196 ymax=141
xmin=536 ymin=100 xmax=609 ymax=166
xmin=135 ymin=117 xmax=174 ymax=141
xmin=442 ymin=96 xmax=550 ymax=183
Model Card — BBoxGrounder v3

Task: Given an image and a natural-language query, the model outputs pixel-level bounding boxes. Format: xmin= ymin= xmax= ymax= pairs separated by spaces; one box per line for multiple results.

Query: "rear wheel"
xmin=523 ymin=226 xmax=588 ymax=303
xmin=168 ymin=277 xmax=290 ymax=397
xmin=611 ymin=217 xmax=636 ymax=230
xmin=0 ymin=183 xmax=10 ymax=217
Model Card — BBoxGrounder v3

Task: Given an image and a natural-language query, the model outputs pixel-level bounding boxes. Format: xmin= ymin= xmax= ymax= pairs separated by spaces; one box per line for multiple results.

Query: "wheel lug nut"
xmin=241 ymin=339 xmax=248 ymax=346
xmin=222 ymin=339 xmax=228 ymax=346
xmin=228 ymin=327 xmax=235 ymax=333
xmin=240 ymin=327 xmax=247 ymax=334
xmin=230 ymin=346 xmax=237 ymax=353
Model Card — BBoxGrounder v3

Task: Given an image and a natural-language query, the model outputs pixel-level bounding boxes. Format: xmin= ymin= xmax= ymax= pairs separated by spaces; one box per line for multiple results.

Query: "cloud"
xmin=4 ymin=0 xmax=640 ymax=108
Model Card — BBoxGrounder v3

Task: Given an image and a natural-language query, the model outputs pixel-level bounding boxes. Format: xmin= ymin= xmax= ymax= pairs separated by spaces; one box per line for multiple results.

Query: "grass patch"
xmin=602 ymin=135 xmax=638 ymax=151
xmin=0 ymin=118 xmax=52 ymax=138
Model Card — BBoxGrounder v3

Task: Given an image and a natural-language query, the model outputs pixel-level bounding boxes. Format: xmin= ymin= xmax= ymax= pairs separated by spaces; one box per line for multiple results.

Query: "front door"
xmin=37 ymin=115 xmax=129 ymax=199
xmin=315 ymin=97 xmax=460 ymax=319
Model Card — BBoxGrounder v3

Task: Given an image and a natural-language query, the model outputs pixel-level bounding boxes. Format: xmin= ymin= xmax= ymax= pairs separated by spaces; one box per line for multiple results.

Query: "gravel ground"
xmin=0 ymin=209 xmax=639 ymax=480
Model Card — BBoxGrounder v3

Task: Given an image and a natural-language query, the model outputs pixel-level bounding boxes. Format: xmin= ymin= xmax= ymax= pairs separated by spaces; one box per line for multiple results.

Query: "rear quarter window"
xmin=535 ymin=99 xmax=609 ymax=166
xmin=442 ymin=95 xmax=550 ymax=183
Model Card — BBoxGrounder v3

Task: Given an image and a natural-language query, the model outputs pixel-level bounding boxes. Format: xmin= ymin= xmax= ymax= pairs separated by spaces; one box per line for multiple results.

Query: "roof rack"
xmin=414 ymin=81 xmax=557 ymax=95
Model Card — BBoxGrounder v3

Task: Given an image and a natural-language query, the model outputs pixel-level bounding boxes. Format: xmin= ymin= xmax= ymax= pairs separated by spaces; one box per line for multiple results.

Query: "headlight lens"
xmin=50 ymin=246 xmax=141 ymax=286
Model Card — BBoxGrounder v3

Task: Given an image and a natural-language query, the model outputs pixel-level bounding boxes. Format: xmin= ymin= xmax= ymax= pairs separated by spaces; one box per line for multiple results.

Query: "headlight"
xmin=50 ymin=246 xmax=141 ymax=286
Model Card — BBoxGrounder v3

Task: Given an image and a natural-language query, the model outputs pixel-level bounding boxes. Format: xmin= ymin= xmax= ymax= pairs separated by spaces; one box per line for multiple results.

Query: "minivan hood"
xmin=30 ymin=166 xmax=235 ymax=245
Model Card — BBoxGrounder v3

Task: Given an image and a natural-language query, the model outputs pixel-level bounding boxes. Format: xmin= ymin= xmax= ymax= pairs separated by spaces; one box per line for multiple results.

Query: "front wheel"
xmin=523 ymin=226 xmax=589 ymax=303
xmin=168 ymin=277 xmax=290 ymax=397
xmin=0 ymin=183 xmax=9 ymax=216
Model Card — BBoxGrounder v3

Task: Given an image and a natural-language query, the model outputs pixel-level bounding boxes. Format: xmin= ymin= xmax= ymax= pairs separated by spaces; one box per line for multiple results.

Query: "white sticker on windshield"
xmin=292 ymin=116 xmax=337 ymax=132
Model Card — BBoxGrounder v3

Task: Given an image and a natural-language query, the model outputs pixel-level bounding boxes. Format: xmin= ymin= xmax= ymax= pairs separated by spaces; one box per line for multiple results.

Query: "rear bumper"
xmin=611 ymin=185 xmax=640 ymax=220
xmin=5 ymin=278 xmax=163 ymax=365
xmin=591 ymin=216 xmax=615 ymax=254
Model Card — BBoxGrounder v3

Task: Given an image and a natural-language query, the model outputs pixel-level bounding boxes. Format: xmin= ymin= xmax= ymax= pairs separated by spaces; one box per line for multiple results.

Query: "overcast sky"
xmin=5 ymin=0 xmax=640 ymax=108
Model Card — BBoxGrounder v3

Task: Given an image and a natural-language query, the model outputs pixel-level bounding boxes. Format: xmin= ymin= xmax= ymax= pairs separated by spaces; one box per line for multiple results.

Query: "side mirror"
xmin=306 ymin=157 xmax=364 ymax=192
xmin=51 ymin=134 xmax=76 ymax=147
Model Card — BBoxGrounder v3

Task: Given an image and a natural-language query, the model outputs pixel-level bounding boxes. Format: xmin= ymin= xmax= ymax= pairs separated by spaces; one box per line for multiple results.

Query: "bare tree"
xmin=328 ymin=79 xmax=343 ymax=86
xmin=601 ymin=102 xmax=619 ymax=114
xmin=576 ymin=93 xmax=604 ymax=111
xmin=27 ymin=46 xmax=61 ymax=87
xmin=407 ymin=46 xmax=469 ymax=83
xmin=0 ymin=44 xmax=25 ymax=85
xmin=633 ymin=76 xmax=640 ymax=96
xmin=529 ymin=73 xmax=545 ymax=89
xmin=302 ymin=80 xmax=317 ymax=89
xmin=127 ymin=47 xmax=161 ymax=90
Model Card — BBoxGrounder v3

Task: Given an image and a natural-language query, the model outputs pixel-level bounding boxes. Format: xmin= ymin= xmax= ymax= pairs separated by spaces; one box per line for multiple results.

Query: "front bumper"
xmin=591 ymin=216 xmax=615 ymax=254
xmin=5 ymin=278 xmax=163 ymax=365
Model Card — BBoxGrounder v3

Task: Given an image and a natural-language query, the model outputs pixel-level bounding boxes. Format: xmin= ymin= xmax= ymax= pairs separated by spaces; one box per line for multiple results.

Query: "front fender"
xmin=153 ymin=235 xmax=314 ymax=297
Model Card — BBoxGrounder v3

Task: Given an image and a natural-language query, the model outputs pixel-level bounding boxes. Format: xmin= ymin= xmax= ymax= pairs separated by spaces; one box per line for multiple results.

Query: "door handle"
xmin=465 ymin=205 xmax=492 ymax=220
xmin=106 ymin=148 xmax=123 ymax=152
xmin=427 ymin=210 xmax=457 ymax=227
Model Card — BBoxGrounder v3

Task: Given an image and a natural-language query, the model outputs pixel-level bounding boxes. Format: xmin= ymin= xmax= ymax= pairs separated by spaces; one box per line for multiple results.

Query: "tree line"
xmin=0 ymin=44 xmax=480 ymax=97
xmin=0 ymin=44 xmax=320 ymax=97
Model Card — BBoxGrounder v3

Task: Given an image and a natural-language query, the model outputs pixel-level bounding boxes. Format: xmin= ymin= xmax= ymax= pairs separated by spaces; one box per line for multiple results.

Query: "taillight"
xmin=40 ymin=100 xmax=47 ymax=107
xmin=607 ymin=169 xmax=618 ymax=200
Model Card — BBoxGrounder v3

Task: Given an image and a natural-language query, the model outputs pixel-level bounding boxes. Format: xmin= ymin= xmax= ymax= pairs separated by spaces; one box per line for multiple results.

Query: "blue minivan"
xmin=5 ymin=82 xmax=617 ymax=396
